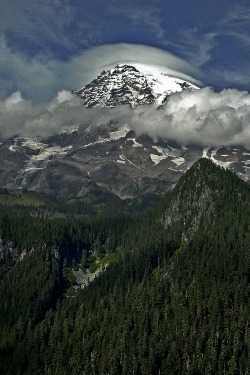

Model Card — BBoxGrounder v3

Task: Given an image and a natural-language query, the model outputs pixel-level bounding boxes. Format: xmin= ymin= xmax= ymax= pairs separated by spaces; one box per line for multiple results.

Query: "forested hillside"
xmin=0 ymin=158 xmax=250 ymax=374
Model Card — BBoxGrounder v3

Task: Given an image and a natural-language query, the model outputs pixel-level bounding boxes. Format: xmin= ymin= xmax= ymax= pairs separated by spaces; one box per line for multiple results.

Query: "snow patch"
xmin=172 ymin=157 xmax=185 ymax=166
xmin=150 ymin=145 xmax=184 ymax=166
xmin=152 ymin=145 xmax=182 ymax=158
xmin=20 ymin=138 xmax=48 ymax=150
xmin=59 ymin=126 xmax=79 ymax=135
xmin=109 ymin=126 xmax=130 ymax=141
xmin=168 ymin=167 xmax=179 ymax=172
xmin=9 ymin=145 xmax=17 ymax=152
xmin=82 ymin=125 xmax=130 ymax=149
xmin=150 ymin=154 xmax=166 ymax=165
xmin=119 ymin=154 xmax=126 ymax=161
xmin=30 ymin=145 xmax=72 ymax=162
xmin=127 ymin=138 xmax=143 ymax=148
xmin=131 ymin=63 xmax=199 ymax=105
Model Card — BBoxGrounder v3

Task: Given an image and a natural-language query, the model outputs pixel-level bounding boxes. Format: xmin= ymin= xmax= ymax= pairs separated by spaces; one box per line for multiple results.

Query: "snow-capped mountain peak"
xmin=3 ymin=64 xmax=249 ymax=203
xmin=73 ymin=63 xmax=199 ymax=108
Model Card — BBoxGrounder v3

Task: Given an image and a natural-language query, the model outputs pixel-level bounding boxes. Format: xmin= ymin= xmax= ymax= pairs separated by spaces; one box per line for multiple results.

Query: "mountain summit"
xmin=73 ymin=63 xmax=199 ymax=107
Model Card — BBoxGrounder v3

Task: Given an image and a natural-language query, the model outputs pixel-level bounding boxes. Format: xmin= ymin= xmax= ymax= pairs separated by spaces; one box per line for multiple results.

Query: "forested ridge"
xmin=0 ymin=158 xmax=250 ymax=374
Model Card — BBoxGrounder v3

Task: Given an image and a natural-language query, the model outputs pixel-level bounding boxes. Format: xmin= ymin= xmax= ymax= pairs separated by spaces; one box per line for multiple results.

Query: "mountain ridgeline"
xmin=1 ymin=63 xmax=249 ymax=201
xmin=0 ymin=159 xmax=250 ymax=374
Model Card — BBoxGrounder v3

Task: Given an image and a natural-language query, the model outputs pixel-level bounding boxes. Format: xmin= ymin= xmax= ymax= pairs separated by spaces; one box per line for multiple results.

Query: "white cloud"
xmin=80 ymin=88 xmax=250 ymax=148
xmin=132 ymin=88 xmax=250 ymax=147
xmin=0 ymin=90 xmax=85 ymax=138
xmin=2 ymin=86 xmax=250 ymax=149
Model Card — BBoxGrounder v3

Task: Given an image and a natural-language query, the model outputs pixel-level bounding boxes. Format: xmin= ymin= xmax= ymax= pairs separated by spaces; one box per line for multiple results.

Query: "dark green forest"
xmin=0 ymin=158 xmax=250 ymax=374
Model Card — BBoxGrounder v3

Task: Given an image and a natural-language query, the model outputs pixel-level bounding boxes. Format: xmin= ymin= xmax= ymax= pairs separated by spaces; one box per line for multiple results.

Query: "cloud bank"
xmin=129 ymin=87 xmax=250 ymax=147
xmin=1 ymin=87 xmax=250 ymax=148
xmin=0 ymin=90 xmax=85 ymax=138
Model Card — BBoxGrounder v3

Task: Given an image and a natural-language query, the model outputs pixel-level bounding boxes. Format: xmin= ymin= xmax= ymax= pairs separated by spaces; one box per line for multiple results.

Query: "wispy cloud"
xmin=0 ymin=0 xmax=77 ymax=56
xmin=165 ymin=4 xmax=250 ymax=86
xmin=0 ymin=0 xmax=108 ymax=61
xmin=208 ymin=63 xmax=250 ymax=88
xmin=221 ymin=4 xmax=250 ymax=29
xmin=219 ymin=4 xmax=250 ymax=47
xmin=167 ymin=28 xmax=217 ymax=67
xmin=108 ymin=4 xmax=166 ymax=45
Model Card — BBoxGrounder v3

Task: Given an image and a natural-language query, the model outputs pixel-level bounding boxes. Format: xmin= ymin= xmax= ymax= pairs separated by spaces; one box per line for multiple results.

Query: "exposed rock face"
xmin=72 ymin=267 xmax=106 ymax=289
xmin=73 ymin=64 xmax=199 ymax=108
xmin=0 ymin=123 xmax=249 ymax=200
xmin=162 ymin=172 xmax=215 ymax=239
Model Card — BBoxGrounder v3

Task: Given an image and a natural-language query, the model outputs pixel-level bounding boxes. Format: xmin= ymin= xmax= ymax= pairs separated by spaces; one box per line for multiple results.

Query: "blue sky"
xmin=1 ymin=0 xmax=250 ymax=101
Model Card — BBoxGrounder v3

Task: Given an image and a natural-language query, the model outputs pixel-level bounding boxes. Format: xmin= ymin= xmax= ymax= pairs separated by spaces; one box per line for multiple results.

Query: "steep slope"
xmin=1 ymin=159 xmax=250 ymax=374
xmin=73 ymin=63 xmax=199 ymax=107
xmin=1 ymin=124 xmax=250 ymax=201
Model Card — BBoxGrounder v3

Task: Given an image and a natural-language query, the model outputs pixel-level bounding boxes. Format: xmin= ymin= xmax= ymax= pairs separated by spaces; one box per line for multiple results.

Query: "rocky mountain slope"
xmin=73 ymin=63 xmax=199 ymax=107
